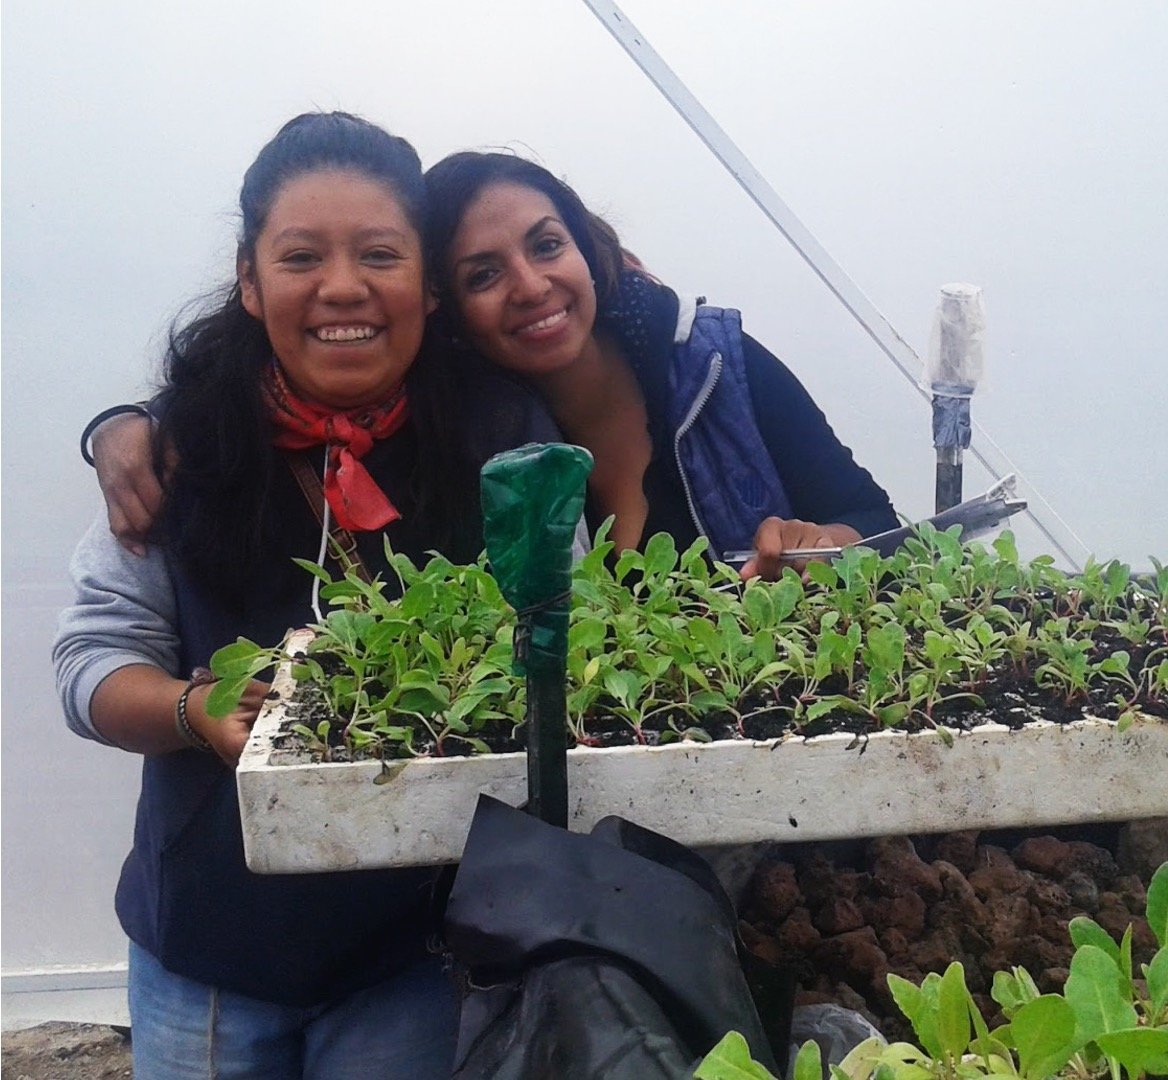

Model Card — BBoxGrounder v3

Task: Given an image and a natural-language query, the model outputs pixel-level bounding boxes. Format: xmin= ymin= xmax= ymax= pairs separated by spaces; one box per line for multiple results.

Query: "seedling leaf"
xmin=889 ymin=973 xmax=943 ymax=1059
xmin=792 ymin=1040 xmax=823 ymax=1080
xmin=1093 ymin=1028 xmax=1168 ymax=1079
xmin=1145 ymin=946 xmax=1168 ymax=1016
xmin=1148 ymin=863 xmax=1168 ymax=949
xmin=208 ymin=638 xmax=269 ymax=679
xmin=1010 ymin=994 xmax=1077 ymax=1079
xmin=937 ymin=962 xmax=972 ymax=1062
xmin=1069 ymin=916 xmax=1120 ymax=965
xmin=693 ymin=1031 xmax=777 ymax=1079
xmin=205 ymin=675 xmax=253 ymax=719
xmin=1064 ymin=944 xmax=1138 ymax=1045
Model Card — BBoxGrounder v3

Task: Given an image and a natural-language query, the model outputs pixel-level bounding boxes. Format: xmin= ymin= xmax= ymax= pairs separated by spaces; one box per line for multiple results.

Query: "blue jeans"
xmin=127 ymin=940 xmax=458 ymax=1079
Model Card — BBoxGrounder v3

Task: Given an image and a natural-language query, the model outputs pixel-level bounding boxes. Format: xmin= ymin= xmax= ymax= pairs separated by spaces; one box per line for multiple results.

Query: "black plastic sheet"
xmin=445 ymin=796 xmax=785 ymax=1079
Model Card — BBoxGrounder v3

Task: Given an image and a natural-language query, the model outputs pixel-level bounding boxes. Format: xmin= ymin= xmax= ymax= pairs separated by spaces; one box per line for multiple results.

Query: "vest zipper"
xmin=673 ymin=351 xmax=723 ymax=550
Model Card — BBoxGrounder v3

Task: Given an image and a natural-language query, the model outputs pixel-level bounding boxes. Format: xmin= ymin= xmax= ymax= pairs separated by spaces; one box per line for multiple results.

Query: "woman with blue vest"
xmin=54 ymin=114 xmax=558 ymax=1078
xmin=423 ymin=151 xmax=898 ymax=575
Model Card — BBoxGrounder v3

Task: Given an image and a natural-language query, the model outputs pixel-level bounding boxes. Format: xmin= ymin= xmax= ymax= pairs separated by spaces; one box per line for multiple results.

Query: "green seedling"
xmin=205 ymin=529 xmax=1168 ymax=761
xmin=836 ymin=863 xmax=1168 ymax=1080
xmin=694 ymin=1030 xmax=785 ymax=1079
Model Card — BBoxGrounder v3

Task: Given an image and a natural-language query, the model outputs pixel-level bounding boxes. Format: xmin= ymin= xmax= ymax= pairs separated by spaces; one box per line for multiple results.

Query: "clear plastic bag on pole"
xmin=923 ymin=283 xmax=986 ymax=452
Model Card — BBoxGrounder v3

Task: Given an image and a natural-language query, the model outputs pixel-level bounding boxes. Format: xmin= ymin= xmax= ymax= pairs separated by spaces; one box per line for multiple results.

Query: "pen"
xmin=721 ymin=547 xmax=844 ymax=565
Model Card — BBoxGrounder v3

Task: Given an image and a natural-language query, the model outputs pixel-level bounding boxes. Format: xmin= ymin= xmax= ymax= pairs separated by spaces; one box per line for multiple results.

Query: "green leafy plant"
xmin=693 ymin=1030 xmax=792 ymax=1080
xmin=207 ymin=529 xmax=1168 ymax=761
xmin=834 ymin=862 xmax=1168 ymax=1080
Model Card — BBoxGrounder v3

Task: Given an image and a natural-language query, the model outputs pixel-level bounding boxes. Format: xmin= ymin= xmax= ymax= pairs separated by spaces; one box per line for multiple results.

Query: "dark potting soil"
xmin=272 ymin=659 xmax=1166 ymax=762
xmin=737 ymin=820 xmax=1167 ymax=1045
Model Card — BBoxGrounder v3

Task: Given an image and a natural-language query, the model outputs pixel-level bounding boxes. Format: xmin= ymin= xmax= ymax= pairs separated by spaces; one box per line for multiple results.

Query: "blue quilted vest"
xmin=667 ymin=306 xmax=793 ymax=559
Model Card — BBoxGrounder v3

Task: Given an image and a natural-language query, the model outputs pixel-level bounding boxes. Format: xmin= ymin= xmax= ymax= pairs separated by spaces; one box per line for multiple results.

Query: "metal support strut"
xmin=580 ymin=0 xmax=1090 ymax=570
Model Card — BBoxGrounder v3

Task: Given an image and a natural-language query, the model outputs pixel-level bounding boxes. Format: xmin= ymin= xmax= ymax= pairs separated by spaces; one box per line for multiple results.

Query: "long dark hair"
xmin=158 ymin=111 xmax=469 ymax=601
xmin=423 ymin=152 xmax=626 ymax=339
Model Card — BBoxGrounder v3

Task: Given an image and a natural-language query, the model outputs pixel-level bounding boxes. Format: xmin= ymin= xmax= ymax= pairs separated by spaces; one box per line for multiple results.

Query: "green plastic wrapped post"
xmin=480 ymin=443 xmax=594 ymax=676
xmin=481 ymin=442 xmax=593 ymax=828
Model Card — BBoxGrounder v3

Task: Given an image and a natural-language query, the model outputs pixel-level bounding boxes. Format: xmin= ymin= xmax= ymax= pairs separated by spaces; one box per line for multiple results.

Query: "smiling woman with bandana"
xmin=52 ymin=113 xmax=557 ymax=1079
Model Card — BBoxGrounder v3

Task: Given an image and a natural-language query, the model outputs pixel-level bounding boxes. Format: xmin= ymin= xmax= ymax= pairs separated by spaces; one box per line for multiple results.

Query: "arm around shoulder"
xmin=84 ymin=403 xmax=166 ymax=555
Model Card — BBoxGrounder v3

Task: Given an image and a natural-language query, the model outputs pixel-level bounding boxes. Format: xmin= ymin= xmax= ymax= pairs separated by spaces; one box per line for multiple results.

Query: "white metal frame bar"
xmin=581 ymin=0 xmax=1090 ymax=569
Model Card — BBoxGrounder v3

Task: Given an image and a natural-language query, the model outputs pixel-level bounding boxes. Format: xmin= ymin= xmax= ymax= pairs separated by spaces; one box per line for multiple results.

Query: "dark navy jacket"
xmin=603 ymin=272 xmax=898 ymax=556
xmin=115 ymin=371 xmax=558 ymax=1006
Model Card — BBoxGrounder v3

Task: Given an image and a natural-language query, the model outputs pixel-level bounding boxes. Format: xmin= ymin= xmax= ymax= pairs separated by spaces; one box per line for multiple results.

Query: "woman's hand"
xmin=185 ymin=679 xmax=271 ymax=768
xmin=92 ymin=412 xmax=165 ymax=555
xmin=739 ymin=518 xmax=862 ymax=581
xmin=91 ymin=666 xmax=269 ymax=766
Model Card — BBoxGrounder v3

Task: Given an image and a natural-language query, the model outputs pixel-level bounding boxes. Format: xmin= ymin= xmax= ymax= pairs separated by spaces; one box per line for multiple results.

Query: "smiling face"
xmin=445 ymin=182 xmax=597 ymax=378
xmin=239 ymin=167 xmax=433 ymax=409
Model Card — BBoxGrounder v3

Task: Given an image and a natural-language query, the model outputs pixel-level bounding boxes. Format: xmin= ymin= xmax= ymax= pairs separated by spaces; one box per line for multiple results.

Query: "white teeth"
xmin=520 ymin=310 xmax=567 ymax=334
xmin=315 ymin=326 xmax=377 ymax=342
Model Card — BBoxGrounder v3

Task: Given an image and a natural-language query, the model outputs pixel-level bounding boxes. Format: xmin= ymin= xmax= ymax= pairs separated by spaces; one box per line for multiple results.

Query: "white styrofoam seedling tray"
xmin=237 ymin=630 xmax=1168 ymax=874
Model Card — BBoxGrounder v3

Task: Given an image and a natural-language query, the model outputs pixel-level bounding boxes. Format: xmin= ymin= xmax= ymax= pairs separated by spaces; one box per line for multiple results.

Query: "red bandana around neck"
xmin=262 ymin=361 xmax=409 ymax=532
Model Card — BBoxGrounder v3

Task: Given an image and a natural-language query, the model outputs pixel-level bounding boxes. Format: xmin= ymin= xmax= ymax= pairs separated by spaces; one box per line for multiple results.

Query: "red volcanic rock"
xmin=1093 ymin=895 xmax=1134 ymax=940
xmin=865 ymin=888 xmax=926 ymax=938
xmin=737 ymin=827 xmax=1159 ymax=1046
xmin=968 ymin=860 xmax=1030 ymax=900
xmin=1131 ymin=916 xmax=1159 ymax=954
xmin=973 ymin=844 xmax=1015 ymax=870
xmin=1027 ymin=875 xmax=1071 ymax=912
xmin=832 ymin=870 xmax=867 ymax=901
xmin=1112 ymin=873 xmax=1148 ymax=912
xmin=983 ymin=893 xmax=1033 ymax=947
xmin=1038 ymin=967 xmax=1070 ymax=994
xmin=1013 ymin=836 xmax=1072 ymax=879
xmin=814 ymin=927 xmax=887 ymax=983
xmin=878 ymin=927 xmax=910 ymax=961
xmin=1062 ymin=870 xmax=1100 ymax=912
xmin=932 ymin=831 xmax=979 ymax=875
xmin=1116 ymin=818 xmax=1168 ymax=879
xmin=1065 ymin=841 xmax=1118 ymax=884
xmin=832 ymin=981 xmax=880 ymax=1024
xmin=794 ymin=988 xmax=837 ymax=1007
xmin=931 ymin=861 xmax=989 ymax=941
xmin=799 ymin=853 xmax=841 ymax=907
xmin=870 ymin=837 xmax=942 ymax=902
xmin=753 ymin=860 xmax=802 ymax=922
xmin=1025 ymin=934 xmax=1070 ymax=974
xmin=1033 ymin=910 xmax=1070 ymax=946
xmin=936 ymin=860 xmax=981 ymax=906
xmin=814 ymin=897 xmax=866 ymax=936
xmin=776 ymin=907 xmax=822 ymax=954
xmin=906 ymin=928 xmax=962 ymax=975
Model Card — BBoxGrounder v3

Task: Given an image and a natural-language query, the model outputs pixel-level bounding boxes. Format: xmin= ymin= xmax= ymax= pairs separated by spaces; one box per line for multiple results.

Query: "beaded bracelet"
xmin=175 ymin=668 xmax=217 ymax=753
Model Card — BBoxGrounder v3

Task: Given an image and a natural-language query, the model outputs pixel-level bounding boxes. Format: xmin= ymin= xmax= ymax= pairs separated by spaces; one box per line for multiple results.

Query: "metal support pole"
xmin=580 ymin=0 xmax=1090 ymax=571
xmin=525 ymin=660 xmax=569 ymax=828
xmin=935 ymin=447 xmax=963 ymax=514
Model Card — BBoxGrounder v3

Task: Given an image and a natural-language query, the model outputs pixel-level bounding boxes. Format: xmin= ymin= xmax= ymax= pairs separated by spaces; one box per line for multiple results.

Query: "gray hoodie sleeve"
xmin=52 ymin=517 xmax=181 ymax=746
